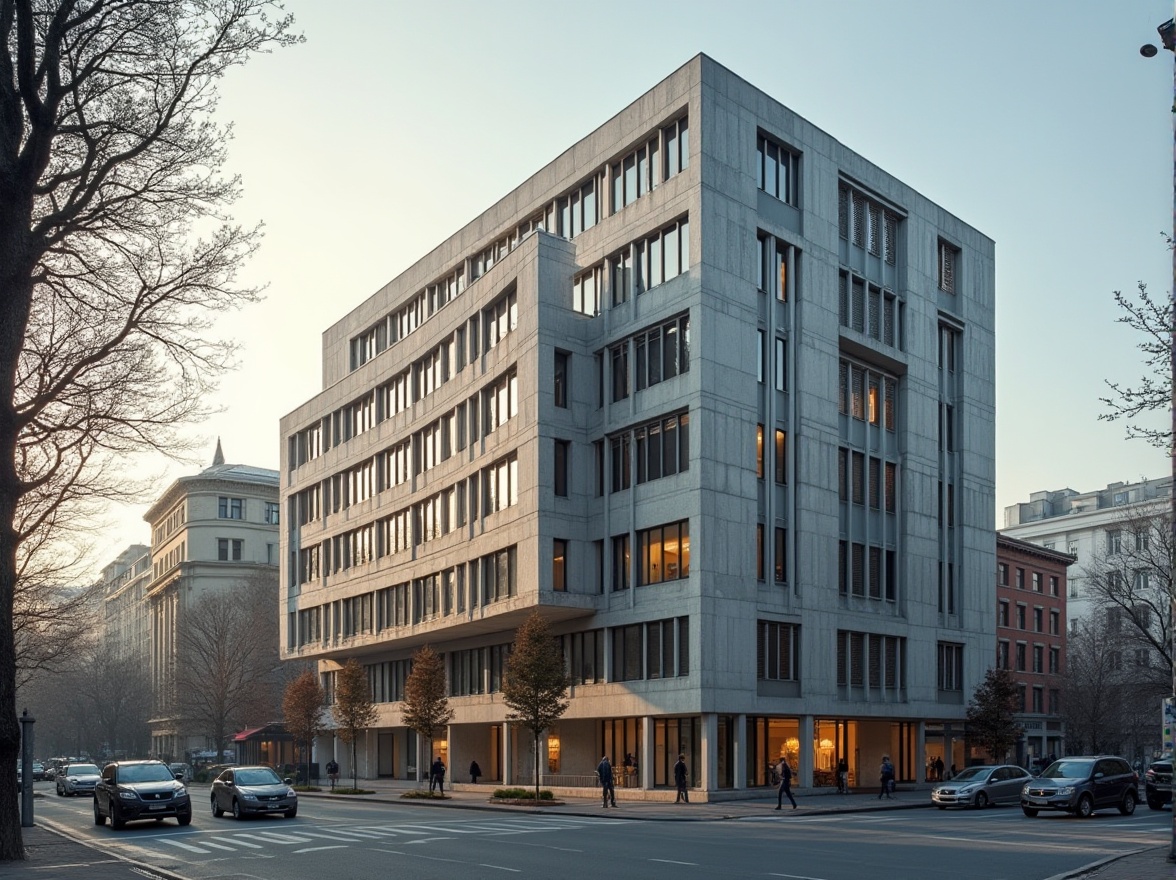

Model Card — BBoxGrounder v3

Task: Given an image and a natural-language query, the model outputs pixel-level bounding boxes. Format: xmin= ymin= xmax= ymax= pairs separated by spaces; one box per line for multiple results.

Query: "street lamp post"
xmin=1141 ymin=8 xmax=1176 ymax=863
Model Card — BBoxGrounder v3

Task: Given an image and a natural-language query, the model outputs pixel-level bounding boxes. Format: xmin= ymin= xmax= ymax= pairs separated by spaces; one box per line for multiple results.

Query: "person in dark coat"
xmin=933 ymin=756 xmax=944 ymax=782
xmin=878 ymin=756 xmax=894 ymax=799
xmin=673 ymin=754 xmax=689 ymax=803
xmin=597 ymin=755 xmax=617 ymax=807
xmin=836 ymin=758 xmax=849 ymax=794
xmin=325 ymin=759 xmax=339 ymax=790
xmin=469 ymin=760 xmax=482 ymax=784
xmin=774 ymin=758 xmax=797 ymax=810
xmin=430 ymin=757 xmax=446 ymax=794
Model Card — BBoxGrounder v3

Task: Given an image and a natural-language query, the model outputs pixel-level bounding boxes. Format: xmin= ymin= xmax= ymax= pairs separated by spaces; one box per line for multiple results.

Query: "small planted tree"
xmin=282 ymin=669 xmax=326 ymax=787
xmin=501 ymin=611 xmax=570 ymax=800
xmin=401 ymin=646 xmax=453 ymax=790
xmin=332 ymin=659 xmax=378 ymax=790
xmin=966 ymin=667 xmax=1023 ymax=762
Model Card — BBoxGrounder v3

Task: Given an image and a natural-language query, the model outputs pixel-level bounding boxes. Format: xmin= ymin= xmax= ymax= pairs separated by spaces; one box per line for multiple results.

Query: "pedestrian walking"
xmin=430 ymin=756 xmax=446 ymax=794
xmin=673 ymin=754 xmax=689 ymax=803
xmin=933 ymin=756 xmax=944 ymax=782
xmin=325 ymin=759 xmax=339 ymax=791
xmin=469 ymin=760 xmax=482 ymax=784
xmin=836 ymin=758 xmax=849 ymax=794
xmin=878 ymin=756 xmax=894 ymax=799
xmin=597 ymin=755 xmax=617 ymax=807
xmin=774 ymin=758 xmax=797 ymax=810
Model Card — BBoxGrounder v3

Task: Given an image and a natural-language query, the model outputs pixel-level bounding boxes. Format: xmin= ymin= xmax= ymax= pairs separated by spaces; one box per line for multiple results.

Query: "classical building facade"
xmin=1002 ymin=477 xmax=1172 ymax=629
xmin=279 ymin=55 xmax=996 ymax=796
xmin=100 ymin=544 xmax=152 ymax=662
xmin=144 ymin=444 xmax=280 ymax=759
xmin=994 ymin=534 xmax=1071 ymax=764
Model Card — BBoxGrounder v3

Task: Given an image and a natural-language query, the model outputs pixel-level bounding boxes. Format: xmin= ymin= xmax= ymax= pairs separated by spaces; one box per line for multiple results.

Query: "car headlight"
xmin=286 ymin=788 xmax=297 ymax=797
xmin=175 ymin=790 xmax=189 ymax=801
xmin=1057 ymin=786 xmax=1074 ymax=796
xmin=240 ymin=792 xmax=258 ymax=801
xmin=118 ymin=791 xmax=137 ymax=800
xmin=1021 ymin=783 xmax=1030 ymax=793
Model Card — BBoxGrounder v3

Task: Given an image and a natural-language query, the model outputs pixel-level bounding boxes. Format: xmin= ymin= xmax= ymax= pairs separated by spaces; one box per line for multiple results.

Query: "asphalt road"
xmin=29 ymin=782 xmax=1173 ymax=880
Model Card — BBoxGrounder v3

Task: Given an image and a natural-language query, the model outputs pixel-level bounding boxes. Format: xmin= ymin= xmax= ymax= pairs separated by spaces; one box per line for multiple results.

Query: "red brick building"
xmin=995 ymin=534 xmax=1073 ymax=764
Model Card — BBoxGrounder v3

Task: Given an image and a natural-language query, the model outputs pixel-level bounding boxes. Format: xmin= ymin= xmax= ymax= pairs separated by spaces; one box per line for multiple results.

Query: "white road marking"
xmin=478 ymin=865 xmax=521 ymax=873
xmin=158 ymin=839 xmax=211 ymax=854
xmin=199 ymin=841 xmax=237 ymax=851
xmin=213 ymin=837 xmax=263 ymax=848
xmin=405 ymin=837 xmax=455 ymax=845
xmin=768 ymin=874 xmax=831 ymax=880
xmin=293 ymin=845 xmax=349 ymax=853
xmin=233 ymin=831 xmax=314 ymax=844
xmin=650 ymin=858 xmax=698 ymax=865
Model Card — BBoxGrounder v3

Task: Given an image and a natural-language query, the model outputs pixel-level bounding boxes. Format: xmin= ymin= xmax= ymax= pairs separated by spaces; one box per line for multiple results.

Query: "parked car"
xmin=30 ymin=762 xmax=45 ymax=781
xmin=93 ymin=760 xmax=192 ymax=828
xmin=210 ymin=765 xmax=297 ymax=820
xmin=1021 ymin=756 xmax=1139 ymax=818
xmin=931 ymin=764 xmax=1033 ymax=809
xmin=1145 ymin=754 xmax=1172 ymax=811
xmin=56 ymin=762 xmax=101 ymax=797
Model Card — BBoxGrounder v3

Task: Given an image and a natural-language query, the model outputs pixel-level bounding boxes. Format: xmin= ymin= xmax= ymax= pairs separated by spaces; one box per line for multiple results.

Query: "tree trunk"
xmin=534 ymin=732 xmax=540 ymax=801
xmin=351 ymin=736 xmax=358 ymax=790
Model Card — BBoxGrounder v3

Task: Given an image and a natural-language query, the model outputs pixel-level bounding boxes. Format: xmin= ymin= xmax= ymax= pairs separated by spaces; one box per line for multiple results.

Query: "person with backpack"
xmin=774 ymin=758 xmax=797 ymax=810
xmin=878 ymin=756 xmax=895 ymax=799
xmin=597 ymin=755 xmax=617 ymax=807
xmin=325 ymin=759 xmax=339 ymax=790
xmin=673 ymin=754 xmax=689 ymax=804
xmin=430 ymin=756 xmax=446 ymax=794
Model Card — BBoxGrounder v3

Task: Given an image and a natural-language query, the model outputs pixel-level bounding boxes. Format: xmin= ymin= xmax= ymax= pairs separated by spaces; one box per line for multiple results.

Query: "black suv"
xmin=1021 ymin=756 xmax=1139 ymax=818
xmin=1145 ymin=754 xmax=1173 ymax=811
xmin=93 ymin=760 xmax=192 ymax=828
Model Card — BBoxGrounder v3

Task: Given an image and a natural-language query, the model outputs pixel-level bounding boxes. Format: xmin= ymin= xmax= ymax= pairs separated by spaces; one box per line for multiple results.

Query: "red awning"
xmin=232 ymin=726 xmax=266 ymax=742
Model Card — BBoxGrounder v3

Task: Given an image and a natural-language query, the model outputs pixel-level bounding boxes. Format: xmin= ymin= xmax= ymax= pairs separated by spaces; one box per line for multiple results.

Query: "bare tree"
xmin=401 ymin=645 xmax=451 ymax=782
xmin=1078 ymin=506 xmax=1172 ymax=696
xmin=282 ymin=668 xmax=325 ymax=787
xmin=78 ymin=640 xmax=152 ymax=761
xmin=173 ymin=573 xmax=281 ymax=764
xmin=1062 ymin=620 xmax=1130 ymax=755
xmin=332 ymin=659 xmax=377 ymax=791
xmin=0 ymin=1 xmax=300 ymax=858
xmin=501 ymin=611 xmax=569 ymax=800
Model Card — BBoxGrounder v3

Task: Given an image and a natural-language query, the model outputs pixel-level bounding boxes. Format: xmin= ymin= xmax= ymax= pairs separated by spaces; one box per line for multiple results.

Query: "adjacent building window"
xmin=633 ymin=411 xmax=689 ymax=486
xmin=757 ymin=621 xmax=800 ymax=681
xmin=637 ymin=520 xmax=690 ymax=586
xmin=217 ymin=538 xmax=243 ymax=561
xmin=774 ymin=527 xmax=787 ymax=584
xmin=839 ymin=271 xmax=900 ymax=347
xmin=1015 ymin=643 xmax=1026 ymax=672
xmin=1106 ymin=529 xmax=1122 ymax=555
xmin=836 ymin=630 xmax=904 ymax=691
xmin=997 ymin=640 xmax=1009 ymax=669
xmin=663 ymin=117 xmax=689 ymax=179
xmin=562 ymin=630 xmax=605 ymax=684
xmin=998 ymin=601 xmax=1009 ymax=627
xmin=611 ymin=342 xmax=629 ymax=402
xmin=264 ymin=501 xmax=280 ymax=525
xmin=218 ymin=497 xmax=244 ymax=520
xmin=573 ymin=266 xmax=603 ymax=316
xmin=757 ymin=233 xmax=794 ymax=301
xmin=838 ymin=183 xmax=899 ymax=264
xmin=557 ymin=176 xmax=601 ymax=239
xmin=612 ymin=533 xmax=631 ymax=591
xmin=611 ymin=616 xmax=689 ymax=682
xmin=483 ymin=453 xmax=520 ymax=514
xmin=756 ymin=133 xmax=800 ymax=205
xmin=634 ymin=314 xmax=690 ymax=391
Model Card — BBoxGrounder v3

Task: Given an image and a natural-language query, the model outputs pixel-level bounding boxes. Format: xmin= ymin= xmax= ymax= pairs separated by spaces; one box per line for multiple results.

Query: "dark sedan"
xmin=211 ymin=765 xmax=297 ymax=819
xmin=93 ymin=760 xmax=192 ymax=828
xmin=1021 ymin=756 xmax=1138 ymax=818
xmin=931 ymin=764 xmax=1033 ymax=809
xmin=1145 ymin=754 xmax=1172 ymax=811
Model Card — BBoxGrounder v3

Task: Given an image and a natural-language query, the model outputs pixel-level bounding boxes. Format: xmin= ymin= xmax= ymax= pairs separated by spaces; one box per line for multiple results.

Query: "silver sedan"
xmin=210 ymin=765 xmax=298 ymax=819
xmin=932 ymin=764 xmax=1033 ymax=809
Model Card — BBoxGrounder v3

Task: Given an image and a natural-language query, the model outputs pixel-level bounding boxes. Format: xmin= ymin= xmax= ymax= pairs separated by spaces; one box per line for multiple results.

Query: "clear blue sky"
xmin=98 ymin=0 xmax=1175 ymax=556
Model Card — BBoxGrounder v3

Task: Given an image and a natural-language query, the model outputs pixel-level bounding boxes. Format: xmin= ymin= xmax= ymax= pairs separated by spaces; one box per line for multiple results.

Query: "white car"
xmin=56 ymin=762 xmax=101 ymax=797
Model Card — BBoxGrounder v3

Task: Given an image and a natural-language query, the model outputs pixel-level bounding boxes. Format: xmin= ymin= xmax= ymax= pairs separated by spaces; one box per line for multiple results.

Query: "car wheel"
xmin=211 ymin=795 xmax=224 ymax=818
xmin=111 ymin=804 xmax=126 ymax=830
xmin=1148 ymin=797 xmax=1164 ymax=811
xmin=284 ymin=806 xmax=297 ymax=819
xmin=56 ymin=784 xmax=63 ymax=797
xmin=1076 ymin=794 xmax=1095 ymax=818
xmin=93 ymin=801 xmax=105 ymax=826
xmin=232 ymin=799 xmax=244 ymax=820
xmin=1022 ymin=807 xmax=1038 ymax=817
xmin=975 ymin=792 xmax=988 ymax=810
xmin=1119 ymin=791 xmax=1136 ymax=816
xmin=177 ymin=812 xmax=192 ymax=827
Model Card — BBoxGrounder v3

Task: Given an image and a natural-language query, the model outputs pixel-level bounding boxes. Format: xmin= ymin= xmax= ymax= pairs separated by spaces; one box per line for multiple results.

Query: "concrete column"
xmin=702 ymin=713 xmax=719 ymax=792
xmin=916 ymin=721 xmax=927 ymax=783
xmin=641 ymin=716 xmax=654 ymax=790
xmin=502 ymin=721 xmax=512 ymax=785
xmin=733 ymin=714 xmax=746 ymax=789
xmin=799 ymin=715 xmax=814 ymax=787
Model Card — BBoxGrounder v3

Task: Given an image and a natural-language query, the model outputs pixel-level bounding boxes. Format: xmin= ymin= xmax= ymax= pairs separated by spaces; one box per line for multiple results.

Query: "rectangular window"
xmin=611 ymin=343 xmax=628 ymax=402
xmin=997 ymin=641 xmax=1009 ymax=669
xmin=553 ymin=539 xmax=567 ymax=592
xmin=1015 ymin=643 xmax=1026 ymax=672
xmin=774 ymin=430 xmax=786 ymax=485
xmin=217 ymin=538 xmax=243 ymax=562
xmin=756 ymin=524 xmax=765 ymax=581
xmin=218 ymin=497 xmax=244 ymax=520
xmin=774 ymin=527 xmax=786 ymax=583
xmin=554 ymin=440 xmax=569 ymax=498
xmin=756 ymin=424 xmax=764 ymax=479
xmin=938 ymin=239 xmax=958 ymax=294
xmin=264 ymin=502 xmax=280 ymax=525
xmin=937 ymin=642 xmax=963 ymax=691
xmin=756 ymin=133 xmax=800 ymax=206
xmin=554 ymin=351 xmax=569 ymax=407
xmin=998 ymin=601 xmax=1009 ymax=627
xmin=663 ymin=117 xmax=689 ymax=179
xmin=756 ymin=620 xmax=800 ymax=681
xmin=612 ymin=533 xmax=630 ymax=591
xmin=636 ymin=520 xmax=690 ymax=586
xmin=775 ymin=338 xmax=786 ymax=391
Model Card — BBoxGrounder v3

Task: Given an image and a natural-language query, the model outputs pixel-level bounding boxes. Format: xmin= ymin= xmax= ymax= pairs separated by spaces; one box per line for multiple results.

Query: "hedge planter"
xmin=489 ymin=788 xmax=564 ymax=806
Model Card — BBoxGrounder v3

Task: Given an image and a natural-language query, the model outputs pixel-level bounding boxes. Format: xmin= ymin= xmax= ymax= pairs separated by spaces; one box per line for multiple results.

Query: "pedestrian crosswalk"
xmin=94 ymin=815 xmax=620 ymax=861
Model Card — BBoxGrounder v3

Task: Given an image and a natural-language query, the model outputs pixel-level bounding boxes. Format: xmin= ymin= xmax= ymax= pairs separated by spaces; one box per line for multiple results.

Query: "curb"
xmin=1041 ymin=845 xmax=1168 ymax=880
xmin=33 ymin=818 xmax=191 ymax=880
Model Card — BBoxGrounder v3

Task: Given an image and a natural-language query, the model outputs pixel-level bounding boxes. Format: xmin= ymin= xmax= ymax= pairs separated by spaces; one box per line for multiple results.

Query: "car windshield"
xmin=119 ymin=764 xmax=175 ymax=783
xmin=947 ymin=766 xmax=989 ymax=782
xmin=67 ymin=764 xmax=99 ymax=775
xmin=235 ymin=768 xmax=282 ymax=786
xmin=1041 ymin=760 xmax=1093 ymax=779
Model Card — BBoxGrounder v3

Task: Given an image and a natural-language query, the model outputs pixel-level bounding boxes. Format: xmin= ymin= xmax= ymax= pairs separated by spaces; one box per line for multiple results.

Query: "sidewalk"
xmin=0 ymin=783 xmax=1169 ymax=880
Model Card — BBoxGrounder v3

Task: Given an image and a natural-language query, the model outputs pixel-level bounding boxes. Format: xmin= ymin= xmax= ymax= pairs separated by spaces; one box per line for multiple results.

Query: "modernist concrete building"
xmin=144 ymin=443 xmax=280 ymax=760
xmin=100 ymin=544 xmax=152 ymax=661
xmin=994 ymin=534 xmax=1071 ymax=765
xmin=279 ymin=55 xmax=996 ymax=797
xmin=1002 ymin=477 xmax=1172 ymax=628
